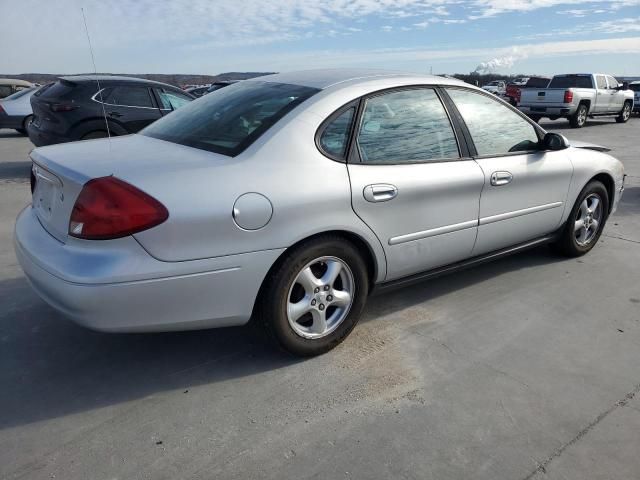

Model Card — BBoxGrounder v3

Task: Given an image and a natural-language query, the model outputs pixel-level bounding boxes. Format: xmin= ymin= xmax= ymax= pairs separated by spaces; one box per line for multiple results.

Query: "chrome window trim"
xmin=90 ymin=88 xmax=158 ymax=110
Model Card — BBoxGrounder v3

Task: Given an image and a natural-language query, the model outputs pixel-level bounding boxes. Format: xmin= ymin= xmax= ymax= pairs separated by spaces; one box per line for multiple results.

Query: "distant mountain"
xmin=0 ymin=72 xmax=276 ymax=88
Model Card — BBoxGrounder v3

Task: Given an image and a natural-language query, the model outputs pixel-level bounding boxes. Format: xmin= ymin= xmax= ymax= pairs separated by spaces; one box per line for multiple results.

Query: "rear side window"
xmin=142 ymin=81 xmax=319 ymax=157
xmin=549 ymin=75 xmax=594 ymax=89
xmin=596 ymin=75 xmax=607 ymax=89
xmin=2 ymin=87 xmax=35 ymax=100
xmin=102 ymin=86 xmax=154 ymax=108
xmin=356 ymin=88 xmax=459 ymax=164
xmin=319 ymin=107 xmax=355 ymax=159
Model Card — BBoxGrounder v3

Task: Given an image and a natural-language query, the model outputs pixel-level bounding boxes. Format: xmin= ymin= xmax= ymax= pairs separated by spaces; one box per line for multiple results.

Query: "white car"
xmin=0 ymin=86 xmax=36 ymax=134
xmin=481 ymin=80 xmax=506 ymax=95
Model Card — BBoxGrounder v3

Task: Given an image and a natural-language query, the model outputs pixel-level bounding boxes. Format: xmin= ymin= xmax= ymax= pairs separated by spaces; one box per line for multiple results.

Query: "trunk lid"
xmin=30 ymin=134 xmax=231 ymax=244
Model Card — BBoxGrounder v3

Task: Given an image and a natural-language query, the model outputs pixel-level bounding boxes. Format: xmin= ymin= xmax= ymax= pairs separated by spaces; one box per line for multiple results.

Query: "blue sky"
xmin=2 ymin=0 xmax=639 ymax=75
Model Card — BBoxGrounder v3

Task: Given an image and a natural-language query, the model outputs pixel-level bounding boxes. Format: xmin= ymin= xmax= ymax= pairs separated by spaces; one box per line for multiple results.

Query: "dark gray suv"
xmin=28 ymin=75 xmax=193 ymax=147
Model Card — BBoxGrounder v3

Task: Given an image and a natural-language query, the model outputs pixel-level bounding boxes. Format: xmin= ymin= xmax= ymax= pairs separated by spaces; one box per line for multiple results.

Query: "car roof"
xmin=0 ymin=78 xmax=33 ymax=87
xmin=253 ymin=69 xmax=466 ymax=90
xmin=59 ymin=75 xmax=178 ymax=88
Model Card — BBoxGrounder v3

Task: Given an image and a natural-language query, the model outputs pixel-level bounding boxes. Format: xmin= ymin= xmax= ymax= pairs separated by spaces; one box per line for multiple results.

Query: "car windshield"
xmin=142 ymin=81 xmax=319 ymax=156
xmin=549 ymin=75 xmax=593 ymax=89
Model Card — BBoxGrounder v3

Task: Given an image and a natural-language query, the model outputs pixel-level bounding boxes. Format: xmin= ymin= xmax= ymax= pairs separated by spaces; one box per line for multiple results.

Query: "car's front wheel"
xmin=554 ymin=180 xmax=609 ymax=257
xmin=258 ymin=236 xmax=369 ymax=356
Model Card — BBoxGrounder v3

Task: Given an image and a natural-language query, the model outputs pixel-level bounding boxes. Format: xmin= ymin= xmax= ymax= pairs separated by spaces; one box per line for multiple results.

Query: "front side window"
xmin=606 ymin=76 xmax=619 ymax=89
xmin=142 ymin=81 xmax=319 ymax=156
xmin=157 ymin=89 xmax=193 ymax=110
xmin=356 ymin=88 xmax=459 ymax=163
xmin=319 ymin=107 xmax=355 ymax=159
xmin=103 ymin=86 xmax=154 ymax=108
xmin=447 ymin=88 xmax=539 ymax=156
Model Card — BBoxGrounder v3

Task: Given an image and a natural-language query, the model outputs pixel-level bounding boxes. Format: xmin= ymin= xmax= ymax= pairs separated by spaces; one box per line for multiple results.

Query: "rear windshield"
xmin=142 ymin=81 xmax=319 ymax=156
xmin=2 ymin=87 xmax=35 ymax=100
xmin=525 ymin=77 xmax=550 ymax=88
xmin=549 ymin=75 xmax=593 ymax=89
xmin=35 ymin=80 xmax=77 ymax=99
xmin=630 ymin=84 xmax=640 ymax=92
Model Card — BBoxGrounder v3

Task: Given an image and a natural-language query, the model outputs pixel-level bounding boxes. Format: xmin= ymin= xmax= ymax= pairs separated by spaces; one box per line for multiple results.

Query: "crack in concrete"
xmin=521 ymin=382 xmax=640 ymax=480
xmin=603 ymin=234 xmax=640 ymax=245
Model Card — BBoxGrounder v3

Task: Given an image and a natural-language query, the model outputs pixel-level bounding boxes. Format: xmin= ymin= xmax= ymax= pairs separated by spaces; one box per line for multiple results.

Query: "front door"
xmin=346 ymin=87 xmax=484 ymax=281
xmin=606 ymin=75 xmax=624 ymax=113
xmin=444 ymin=87 xmax=573 ymax=256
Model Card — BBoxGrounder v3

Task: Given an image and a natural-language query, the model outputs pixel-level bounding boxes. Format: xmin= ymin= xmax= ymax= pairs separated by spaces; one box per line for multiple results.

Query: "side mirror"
xmin=621 ymin=81 xmax=629 ymax=90
xmin=543 ymin=132 xmax=570 ymax=151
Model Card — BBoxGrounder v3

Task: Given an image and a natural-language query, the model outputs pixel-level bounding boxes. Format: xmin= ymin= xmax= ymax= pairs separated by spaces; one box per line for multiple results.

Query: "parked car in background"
xmin=630 ymin=81 xmax=640 ymax=114
xmin=28 ymin=75 xmax=194 ymax=146
xmin=518 ymin=73 xmax=633 ymax=127
xmin=16 ymin=69 xmax=624 ymax=356
xmin=505 ymin=76 xmax=550 ymax=105
xmin=481 ymin=80 xmax=506 ymax=95
xmin=186 ymin=85 xmax=210 ymax=97
xmin=0 ymin=78 xmax=33 ymax=99
xmin=207 ymin=80 xmax=238 ymax=93
xmin=0 ymin=86 xmax=38 ymax=134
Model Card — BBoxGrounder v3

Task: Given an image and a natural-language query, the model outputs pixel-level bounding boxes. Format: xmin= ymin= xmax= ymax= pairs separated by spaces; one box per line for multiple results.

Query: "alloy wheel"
xmin=286 ymin=256 xmax=355 ymax=339
xmin=574 ymin=193 xmax=603 ymax=246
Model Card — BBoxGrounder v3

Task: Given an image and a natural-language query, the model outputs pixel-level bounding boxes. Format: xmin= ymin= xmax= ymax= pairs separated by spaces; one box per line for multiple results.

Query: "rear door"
xmin=594 ymin=75 xmax=609 ymax=113
xmin=606 ymin=75 xmax=624 ymax=112
xmin=345 ymin=87 xmax=484 ymax=281
xmin=443 ymin=87 xmax=573 ymax=256
xmin=98 ymin=84 xmax=162 ymax=132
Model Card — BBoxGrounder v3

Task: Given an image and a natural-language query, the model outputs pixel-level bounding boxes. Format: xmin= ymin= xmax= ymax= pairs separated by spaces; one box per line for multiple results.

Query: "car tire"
xmin=15 ymin=115 xmax=33 ymax=135
xmin=81 ymin=130 xmax=109 ymax=140
xmin=257 ymin=235 xmax=369 ymax=356
xmin=554 ymin=180 xmax=609 ymax=257
xmin=569 ymin=104 xmax=588 ymax=128
xmin=615 ymin=101 xmax=632 ymax=123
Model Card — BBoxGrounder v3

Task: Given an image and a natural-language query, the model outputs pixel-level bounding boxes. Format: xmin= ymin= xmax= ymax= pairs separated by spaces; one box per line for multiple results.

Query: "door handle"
xmin=363 ymin=184 xmax=398 ymax=202
xmin=490 ymin=171 xmax=513 ymax=186
xmin=108 ymin=111 xmax=123 ymax=118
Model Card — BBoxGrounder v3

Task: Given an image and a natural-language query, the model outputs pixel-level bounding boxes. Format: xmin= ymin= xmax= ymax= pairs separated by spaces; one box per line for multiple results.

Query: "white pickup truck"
xmin=518 ymin=73 xmax=634 ymax=128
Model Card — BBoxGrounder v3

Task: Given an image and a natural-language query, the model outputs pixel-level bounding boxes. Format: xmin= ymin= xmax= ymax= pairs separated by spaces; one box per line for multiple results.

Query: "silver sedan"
xmin=15 ymin=69 xmax=625 ymax=356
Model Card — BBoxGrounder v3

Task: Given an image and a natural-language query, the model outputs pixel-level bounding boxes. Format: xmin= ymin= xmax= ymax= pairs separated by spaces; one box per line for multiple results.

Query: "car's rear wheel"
xmin=15 ymin=115 xmax=33 ymax=135
xmin=569 ymin=104 xmax=588 ymax=128
xmin=616 ymin=101 xmax=632 ymax=123
xmin=554 ymin=181 xmax=609 ymax=257
xmin=258 ymin=236 xmax=369 ymax=356
xmin=81 ymin=130 xmax=109 ymax=140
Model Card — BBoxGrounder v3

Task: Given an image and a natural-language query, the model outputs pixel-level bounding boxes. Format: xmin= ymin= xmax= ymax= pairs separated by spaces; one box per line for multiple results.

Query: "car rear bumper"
xmin=0 ymin=111 xmax=25 ymax=129
xmin=14 ymin=206 xmax=283 ymax=332
xmin=518 ymin=105 xmax=573 ymax=117
xmin=27 ymin=122 xmax=70 ymax=147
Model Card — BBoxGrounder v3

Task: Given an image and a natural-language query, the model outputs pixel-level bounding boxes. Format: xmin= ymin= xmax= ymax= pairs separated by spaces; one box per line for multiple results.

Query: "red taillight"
xmin=69 ymin=177 xmax=168 ymax=240
xmin=563 ymin=90 xmax=574 ymax=103
xmin=50 ymin=103 xmax=77 ymax=112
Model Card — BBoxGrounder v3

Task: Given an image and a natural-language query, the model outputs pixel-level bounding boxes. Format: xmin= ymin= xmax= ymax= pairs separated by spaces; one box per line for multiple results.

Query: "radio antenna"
xmin=81 ymin=7 xmax=111 ymax=141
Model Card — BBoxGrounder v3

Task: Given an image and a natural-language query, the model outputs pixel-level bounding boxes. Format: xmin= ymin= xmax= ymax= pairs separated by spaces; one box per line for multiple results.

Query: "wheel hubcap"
xmin=623 ymin=105 xmax=630 ymax=120
xmin=578 ymin=109 xmax=586 ymax=124
xmin=287 ymin=256 xmax=355 ymax=339
xmin=574 ymin=193 xmax=603 ymax=246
